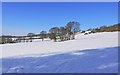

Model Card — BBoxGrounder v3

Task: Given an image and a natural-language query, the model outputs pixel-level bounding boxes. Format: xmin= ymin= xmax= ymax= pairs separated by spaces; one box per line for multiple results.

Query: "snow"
xmin=2 ymin=46 xmax=119 ymax=73
xmin=70 ymin=52 xmax=85 ymax=55
xmin=1 ymin=32 xmax=119 ymax=73
xmin=0 ymin=32 xmax=119 ymax=58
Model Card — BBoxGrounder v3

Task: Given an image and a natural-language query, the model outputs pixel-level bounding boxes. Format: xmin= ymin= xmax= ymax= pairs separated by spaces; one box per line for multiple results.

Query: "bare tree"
xmin=66 ymin=25 xmax=72 ymax=40
xmin=40 ymin=31 xmax=47 ymax=41
xmin=49 ymin=27 xmax=59 ymax=42
xmin=27 ymin=33 xmax=35 ymax=42
xmin=59 ymin=27 xmax=66 ymax=41
xmin=66 ymin=21 xmax=80 ymax=39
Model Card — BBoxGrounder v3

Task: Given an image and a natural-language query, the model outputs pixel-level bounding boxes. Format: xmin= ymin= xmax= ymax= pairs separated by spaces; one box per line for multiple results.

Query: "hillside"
xmin=1 ymin=32 xmax=119 ymax=73
xmin=1 ymin=32 xmax=119 ymax=58
xmin=89 ymin=24 xmax=120 ymax=33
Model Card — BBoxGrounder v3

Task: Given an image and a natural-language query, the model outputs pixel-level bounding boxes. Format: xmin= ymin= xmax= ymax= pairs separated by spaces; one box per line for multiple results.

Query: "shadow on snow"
xmin=2 ymin=46 xmax=119 ymax=73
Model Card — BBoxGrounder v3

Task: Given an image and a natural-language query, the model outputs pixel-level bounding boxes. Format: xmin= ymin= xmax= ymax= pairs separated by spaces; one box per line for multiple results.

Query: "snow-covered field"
xmin=1 ymin=32 xmax=119 ymax=58
xmin=0 ymin=32 xmax=119 ymax=73
xmin=2 ymin=46 xmax=119 ymax=73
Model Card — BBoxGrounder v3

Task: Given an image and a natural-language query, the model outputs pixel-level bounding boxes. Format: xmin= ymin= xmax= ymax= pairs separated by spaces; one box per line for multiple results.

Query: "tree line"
xmin=27 ymin=21 xmax=80 ymax=42
xmin=81 ymin=23 xmax=120 ymax=34
xmin=1 ymin=23 xmax=119 ymax=44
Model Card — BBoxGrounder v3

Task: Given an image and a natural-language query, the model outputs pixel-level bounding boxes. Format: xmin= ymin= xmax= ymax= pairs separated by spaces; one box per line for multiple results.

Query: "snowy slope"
xmin=2 ymin=46 xmax=119 ymax=73
xmin=1 ymin=32 xmax=119 ymax=58
xmin=1 ymin=32 xmax=119 ymax=73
